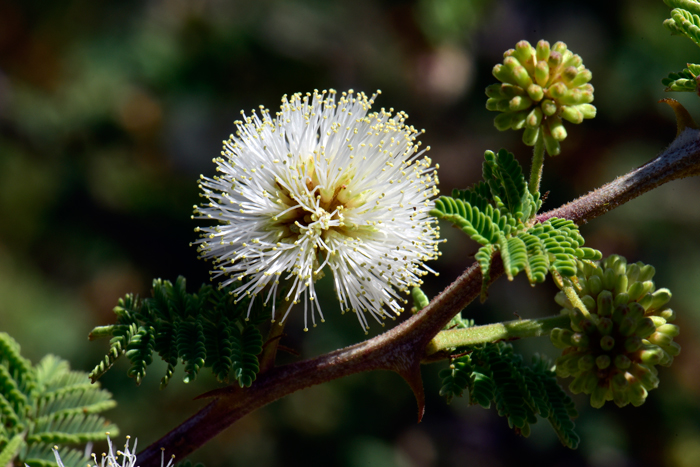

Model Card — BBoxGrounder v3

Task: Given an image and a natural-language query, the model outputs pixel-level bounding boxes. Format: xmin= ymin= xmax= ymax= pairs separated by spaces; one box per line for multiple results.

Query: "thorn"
xmin=390 ymin=356 xmax=425 ymax=422
xmin=659 ymin=98 xmax=699 ymax=137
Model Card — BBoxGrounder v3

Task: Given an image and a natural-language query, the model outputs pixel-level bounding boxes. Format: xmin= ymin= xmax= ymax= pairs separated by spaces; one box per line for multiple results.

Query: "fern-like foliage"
xmin=664 ymin=0 xmax=700 ymax=46
xmin=0 ymin=333 xmax=117 ymax=467
xmin=89 ymin=276 xmax=267 ymax=388
xmin=662 ymin=66 xmax=700 ymax=92
xmin=431 ymin=149 xmax=601 ymax=299
xmin=439 ymin=342 xmax=579 ymax=449
xmin=661 ymin=1 xmax=700 ymax=92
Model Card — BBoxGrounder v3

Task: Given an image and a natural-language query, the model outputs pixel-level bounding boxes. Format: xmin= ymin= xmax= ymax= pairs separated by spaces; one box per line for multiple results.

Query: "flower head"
xmin=51 ymin=435 xmax=174 ymax=467
xmin=551 ymin=255 xmax=680 ymax=408
xmin=194 ymin=90 xmax=441 ymax=332
xmin=486 ymin=40 xmax=596 ymax=156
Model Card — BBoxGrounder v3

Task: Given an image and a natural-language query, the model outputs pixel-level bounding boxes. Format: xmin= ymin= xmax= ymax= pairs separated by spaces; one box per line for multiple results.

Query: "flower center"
xmin=271 ymin=160 xmax=363 ymax=246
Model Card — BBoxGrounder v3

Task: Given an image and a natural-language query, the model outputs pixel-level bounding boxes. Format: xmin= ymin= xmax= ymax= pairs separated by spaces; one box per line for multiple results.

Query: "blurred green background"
xmin=1 ymin=0 xmax=700 ymax=466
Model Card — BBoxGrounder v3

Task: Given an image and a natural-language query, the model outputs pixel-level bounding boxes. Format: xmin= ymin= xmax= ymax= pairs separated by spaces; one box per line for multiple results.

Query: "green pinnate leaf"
xmin=89 ymin=277 xmax=266 ymax=388
xmin=234 ymin=326 xmax=263 ymax=388
xmin=439 ymin=343 xmax=579 ymax=448
xmin=1 ymin=335 xmax=116 ymax=467
xmin=439 ymin=357 xmax=473 ymax=404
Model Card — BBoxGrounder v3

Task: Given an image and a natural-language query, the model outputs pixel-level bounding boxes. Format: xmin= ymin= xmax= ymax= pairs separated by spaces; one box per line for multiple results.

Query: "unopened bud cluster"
xmin=550 ymin=255 xmax=679 ymax=408
xmin=486 ymin=40 xmax=596 ymax=156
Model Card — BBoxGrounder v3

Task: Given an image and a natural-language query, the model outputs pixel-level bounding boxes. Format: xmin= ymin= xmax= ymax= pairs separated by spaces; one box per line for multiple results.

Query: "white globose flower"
xmin=194 ymin=89 xmax=441 ymax=332
xmin=51 ymin=435 xmax=174 ymax=467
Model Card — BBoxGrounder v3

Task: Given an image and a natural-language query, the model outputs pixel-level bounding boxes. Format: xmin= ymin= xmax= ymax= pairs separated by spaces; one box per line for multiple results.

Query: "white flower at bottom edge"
xmin=51 ymin=435 xmax=174 ymax=467
xmin=193 ymin=89 xmax=442 ymax=332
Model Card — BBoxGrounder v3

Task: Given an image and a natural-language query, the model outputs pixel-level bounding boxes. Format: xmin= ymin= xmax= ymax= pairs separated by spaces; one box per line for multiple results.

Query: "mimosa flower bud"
xmin=549 ymin=255 xmax=680 ymax=408
xmin=486 ymin=40 xmax=596 ymax=155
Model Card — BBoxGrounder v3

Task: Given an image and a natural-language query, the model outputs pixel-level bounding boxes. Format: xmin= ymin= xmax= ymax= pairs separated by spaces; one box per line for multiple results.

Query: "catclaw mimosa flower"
xmin=194 ymin=90 xmax=441 ymax=332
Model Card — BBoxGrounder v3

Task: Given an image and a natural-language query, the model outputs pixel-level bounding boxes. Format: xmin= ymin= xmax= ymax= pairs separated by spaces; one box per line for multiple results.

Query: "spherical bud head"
xmin=487 ymin=40 xmax=595 ymax=153
xmin=555 ymin=270 xmax=677 ymax=413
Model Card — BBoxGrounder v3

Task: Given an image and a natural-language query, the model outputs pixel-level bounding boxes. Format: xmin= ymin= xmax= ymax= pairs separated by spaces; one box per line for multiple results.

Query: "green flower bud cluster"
xmin=550 ymin=255 xmax=680 ymax=408
xmin=485 ymin=40 xmax=596 ymax=156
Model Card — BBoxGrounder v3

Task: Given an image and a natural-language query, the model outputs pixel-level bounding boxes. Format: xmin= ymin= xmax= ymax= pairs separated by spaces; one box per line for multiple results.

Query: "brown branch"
xmin=136 ymin=126 xmax=700 ymax=466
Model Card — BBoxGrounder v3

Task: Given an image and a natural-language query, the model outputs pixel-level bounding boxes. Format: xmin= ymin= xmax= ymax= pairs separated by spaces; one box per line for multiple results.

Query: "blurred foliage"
xmin=1 ymin=0 xmax=700 ymax=466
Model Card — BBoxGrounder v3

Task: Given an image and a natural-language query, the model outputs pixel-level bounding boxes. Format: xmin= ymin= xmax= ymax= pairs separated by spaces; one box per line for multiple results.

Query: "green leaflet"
xmin=0 ymin=334 xmax=117 ymax=467
xmin=432 ymin=148 xmax=589 ymax=300
xmin=664 ymin=3 xmax=700 ymax=48
xmin=438 ymin=342 xmax=580 ymax=449
xmin=662 ymin=68 xmax=699 ymax=92
xmin=433 ymin=170 xmax=601 ymax=299
xmin=89 ymin=276 xmax=268 ymax=388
